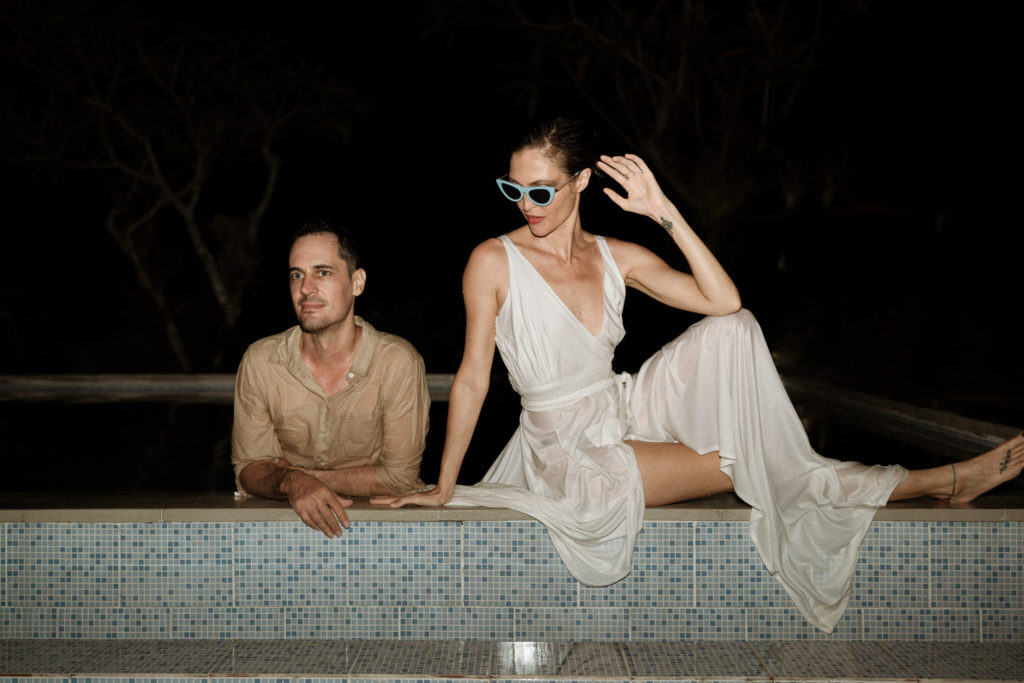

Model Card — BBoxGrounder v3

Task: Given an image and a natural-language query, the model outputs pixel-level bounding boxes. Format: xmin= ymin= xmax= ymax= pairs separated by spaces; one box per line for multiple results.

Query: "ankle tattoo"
xmin=999 ymin=450 xmax=1011 ymax=474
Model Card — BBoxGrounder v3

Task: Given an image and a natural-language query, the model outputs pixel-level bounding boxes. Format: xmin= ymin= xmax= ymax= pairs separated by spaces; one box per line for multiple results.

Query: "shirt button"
xmin=347 ymin=372 xmax=354 ymax=379
xmin=320 ymin=432 xmax=326 ymax=439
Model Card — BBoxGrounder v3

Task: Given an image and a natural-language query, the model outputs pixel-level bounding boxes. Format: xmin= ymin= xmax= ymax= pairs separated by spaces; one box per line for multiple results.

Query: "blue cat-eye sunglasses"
xmin=495 ymin=171 xmax=580 ymax=207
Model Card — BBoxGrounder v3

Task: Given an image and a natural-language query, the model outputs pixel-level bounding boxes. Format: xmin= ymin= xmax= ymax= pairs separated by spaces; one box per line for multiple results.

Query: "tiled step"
xmin=2 ymin=638 xmax=1023 ymax=681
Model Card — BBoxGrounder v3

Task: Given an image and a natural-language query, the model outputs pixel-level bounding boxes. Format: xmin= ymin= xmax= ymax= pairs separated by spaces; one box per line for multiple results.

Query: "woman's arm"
xmin=371 ymin=239 xmax=506 ymax=507
xmin=599 ymin=154 xmax=741 ymax=316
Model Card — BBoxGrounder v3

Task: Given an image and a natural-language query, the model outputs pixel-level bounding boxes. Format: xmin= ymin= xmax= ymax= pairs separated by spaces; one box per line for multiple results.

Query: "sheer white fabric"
xmin=447 ymin=235 xmax=907 ymax=633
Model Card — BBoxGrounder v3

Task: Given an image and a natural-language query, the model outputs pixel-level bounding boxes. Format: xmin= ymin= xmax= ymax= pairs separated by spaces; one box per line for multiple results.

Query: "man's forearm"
xmin=238 ymin=460 xmax=293 ymax=500
xmin=299 ymin=464 xmax=393 ymax=498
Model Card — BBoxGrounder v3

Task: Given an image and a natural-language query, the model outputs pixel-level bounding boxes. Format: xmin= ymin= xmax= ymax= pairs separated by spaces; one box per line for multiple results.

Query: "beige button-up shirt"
xmin=231 ymin=317 xmax=428 ymax=496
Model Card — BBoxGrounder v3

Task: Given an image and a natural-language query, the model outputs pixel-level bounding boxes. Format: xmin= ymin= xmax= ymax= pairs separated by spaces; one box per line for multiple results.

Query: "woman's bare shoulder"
xmin=464 ymin=236 xmax=509 ymax=284
xmin=467 ymin=235 xmax=508 ymax=265
xmin=600 ymin=235 xmax=658 ymax=268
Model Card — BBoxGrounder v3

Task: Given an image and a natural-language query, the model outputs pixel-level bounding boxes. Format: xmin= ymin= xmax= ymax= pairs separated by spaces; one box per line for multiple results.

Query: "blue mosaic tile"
xmin=171 ymin=607 xmax=244 ymax=639
xmin=514 ymin=607 xmax=628 ymax=641
xmin=285 ymin=605 xmax=399 ymax=639
xmin=981 ymin=609 xmax=1024 ymax=641
xmin=852 ymin=522 xmax=929 ymax=609
xmin=342 ymin=522 xmax=460 ymax=607
xmin=399 ymin=606 xmax=513 ymax=640
xmin=861 ymin=607 xmax=979 ymax=641
xmin=229 ymin=606 xmax=287 ymax=638
xmin=120 ymin=523 xmax=233 ymax=607
xmin=0 ymin=607 xmax=58 ymax=638
xmin=632 ymin=521 xmax=695 ymax=607
xmin=695 ymin=522 xmax=787 ymax=609
xmin=746 ymin=607 xmax=861 ymax=640
xmin=111 ymin=607 xmax=173 ymax=638
xmin=172 ymin=606 xmax=286 ymax=638
xmin=931 ymin=522 xmax=1022 ymax=609
xmin=513 ymin=607 xmax=581 ymax=641
xmin=576 ymin=570 xmax=634 ymax=609
xmin=463 ymin=522 xmax=577 ymax=608
xmin=1 ymin=514 xmax=1019 ymax=645
xmin=629 ymin=607 xmax=747 ymax=641
xmin=579 ymin=521 xmax=694 ymax=608
xmin=6 ymin=524 xmax=119 ymax=607
xmin=578 ymin=607 xmax=630 ymax=641
xmin=57 ymin=608 xmax=123 ymax=638
xmin=55 ymin=607 xmax=173 ymax=640
xmin=233 ymin=522 xmax=345 ymax=607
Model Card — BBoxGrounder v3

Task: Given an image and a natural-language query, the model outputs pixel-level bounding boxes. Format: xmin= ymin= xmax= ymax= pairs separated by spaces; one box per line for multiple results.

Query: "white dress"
xmin=447 ymin=235 xmax=908 ymax=633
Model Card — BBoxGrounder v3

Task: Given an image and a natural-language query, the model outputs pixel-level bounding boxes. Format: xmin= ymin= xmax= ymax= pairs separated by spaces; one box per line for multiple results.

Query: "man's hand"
xmin=280 ymin=469 xmax=353 ymax=538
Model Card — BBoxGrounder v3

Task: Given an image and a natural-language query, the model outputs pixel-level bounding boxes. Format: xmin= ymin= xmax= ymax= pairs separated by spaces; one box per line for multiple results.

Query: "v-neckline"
xmin=503 ymin=236 xmax=607 ymax=338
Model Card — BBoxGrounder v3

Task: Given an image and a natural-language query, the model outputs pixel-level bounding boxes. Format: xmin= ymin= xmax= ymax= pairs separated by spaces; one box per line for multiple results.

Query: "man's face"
xmin=289 ymin=233 xmax=365 ymax=334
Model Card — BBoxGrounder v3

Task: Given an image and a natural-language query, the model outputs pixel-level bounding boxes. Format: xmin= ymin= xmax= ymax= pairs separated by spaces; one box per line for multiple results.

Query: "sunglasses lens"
xmin=527 ymin=188 xmax=554 ymax=206
xmin=497 ymin=181 xmax=522 ymax=202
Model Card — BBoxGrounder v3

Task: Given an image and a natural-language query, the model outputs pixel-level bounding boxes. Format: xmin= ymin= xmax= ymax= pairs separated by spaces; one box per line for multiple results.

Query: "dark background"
xmin=1 ymin=1 xmax=1019 ymax=492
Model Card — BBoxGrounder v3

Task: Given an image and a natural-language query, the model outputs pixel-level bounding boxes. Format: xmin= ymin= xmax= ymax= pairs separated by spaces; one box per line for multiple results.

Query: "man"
xmin=231 ymin=219 xmax=428 ymax=537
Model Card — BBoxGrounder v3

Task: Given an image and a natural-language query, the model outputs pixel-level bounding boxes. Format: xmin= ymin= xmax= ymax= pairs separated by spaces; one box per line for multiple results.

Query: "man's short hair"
xmin=291 ymin=219 xmax=361 ymax=274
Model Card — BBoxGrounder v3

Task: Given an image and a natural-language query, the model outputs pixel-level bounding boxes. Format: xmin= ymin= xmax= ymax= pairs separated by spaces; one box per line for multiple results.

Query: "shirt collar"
xmin=277 ymin=316 xmax=378 ymax=395
xmin=349 ymin=316 xmax=378 ymax=379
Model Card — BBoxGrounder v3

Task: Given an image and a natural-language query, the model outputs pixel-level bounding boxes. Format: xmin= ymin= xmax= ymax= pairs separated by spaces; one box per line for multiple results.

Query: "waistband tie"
xmin=518 ymin=370 xmax=626 ymax=412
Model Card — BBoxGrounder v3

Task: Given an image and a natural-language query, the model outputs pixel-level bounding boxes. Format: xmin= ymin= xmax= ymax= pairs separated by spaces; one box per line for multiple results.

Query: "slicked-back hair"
xmin=511 ymin=116 xmax=598 ymax=176
xmin=291 ymin=219 xmax=360 ymax=274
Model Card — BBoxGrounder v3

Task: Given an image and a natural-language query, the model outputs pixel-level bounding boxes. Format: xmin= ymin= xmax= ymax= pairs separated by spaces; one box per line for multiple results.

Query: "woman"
xmin=374 ymin=117 xmax=1024 ymax=633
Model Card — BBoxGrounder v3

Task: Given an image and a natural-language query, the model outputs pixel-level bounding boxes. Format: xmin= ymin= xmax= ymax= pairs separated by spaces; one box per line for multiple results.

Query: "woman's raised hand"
xmin=598 ymin=154 xmax=669 ymax=219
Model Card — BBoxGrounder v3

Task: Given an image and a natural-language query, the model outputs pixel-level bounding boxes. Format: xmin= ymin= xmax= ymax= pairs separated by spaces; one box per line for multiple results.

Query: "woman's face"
xmin=507 ymin=147 xmax=587 ymax=237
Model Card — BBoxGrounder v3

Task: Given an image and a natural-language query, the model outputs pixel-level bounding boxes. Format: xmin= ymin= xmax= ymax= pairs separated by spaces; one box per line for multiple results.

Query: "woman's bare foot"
xmin=949 ymin=432 xmax=1024 ymax=503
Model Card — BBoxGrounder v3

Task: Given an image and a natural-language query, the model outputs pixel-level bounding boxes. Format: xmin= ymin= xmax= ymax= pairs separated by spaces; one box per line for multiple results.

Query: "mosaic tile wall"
xmin=0 ymin=520 xmax=1020 ymax=641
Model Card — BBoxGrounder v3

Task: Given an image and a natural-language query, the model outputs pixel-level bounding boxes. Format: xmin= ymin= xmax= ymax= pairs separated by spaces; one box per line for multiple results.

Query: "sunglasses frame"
xmin=495 ymin=171 xmax=580 ymax=207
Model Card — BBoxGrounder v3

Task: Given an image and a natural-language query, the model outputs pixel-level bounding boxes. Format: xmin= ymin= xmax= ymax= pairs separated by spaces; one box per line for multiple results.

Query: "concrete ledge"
xmin=1 ymin=491 xmax=1022 ymax=523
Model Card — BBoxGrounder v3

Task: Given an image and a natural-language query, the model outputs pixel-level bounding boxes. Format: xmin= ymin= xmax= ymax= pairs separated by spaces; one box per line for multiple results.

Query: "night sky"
xmin=1 ymin=2 xmax=1019 ymax=490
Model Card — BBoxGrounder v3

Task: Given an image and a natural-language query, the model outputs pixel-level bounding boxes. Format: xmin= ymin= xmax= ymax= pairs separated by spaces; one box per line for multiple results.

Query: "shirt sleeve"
xmin=231 ymin=346 xmax=283 ymax=497
xmin=375 ymin=342 xmax=430 ymax=494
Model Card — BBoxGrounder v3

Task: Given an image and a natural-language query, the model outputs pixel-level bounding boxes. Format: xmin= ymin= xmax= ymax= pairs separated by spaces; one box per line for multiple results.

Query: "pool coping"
xmin=1 ymin=491 xmax=1022 ymax=522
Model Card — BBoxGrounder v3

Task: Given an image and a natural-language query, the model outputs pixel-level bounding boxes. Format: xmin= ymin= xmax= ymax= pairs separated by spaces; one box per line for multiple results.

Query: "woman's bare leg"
xmin=632 ymin=433 xmax=1024 ymax=507
xmin=628 ymin=440 xmax=733 ymax=507
xmin=889 ymin=432 xmax=1024 ymax=503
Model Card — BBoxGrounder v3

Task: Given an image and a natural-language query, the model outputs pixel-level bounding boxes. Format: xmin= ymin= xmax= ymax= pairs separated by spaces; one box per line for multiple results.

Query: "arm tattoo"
xmin=659 ymin=216 xmax=674 ymax=236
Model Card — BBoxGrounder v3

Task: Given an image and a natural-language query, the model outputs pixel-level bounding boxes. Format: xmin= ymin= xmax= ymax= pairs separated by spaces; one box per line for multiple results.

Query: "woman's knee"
xmin=695 ymin=307 xmax=759 ymax=336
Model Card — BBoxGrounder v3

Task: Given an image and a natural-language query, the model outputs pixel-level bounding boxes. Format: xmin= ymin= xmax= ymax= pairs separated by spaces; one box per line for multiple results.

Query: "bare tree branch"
xmin=1 ymin=1 xmax=363 ymax=370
